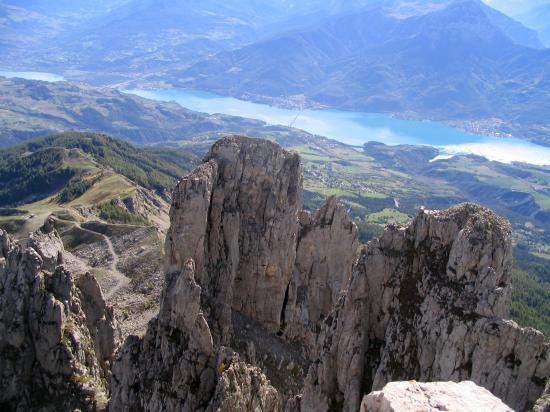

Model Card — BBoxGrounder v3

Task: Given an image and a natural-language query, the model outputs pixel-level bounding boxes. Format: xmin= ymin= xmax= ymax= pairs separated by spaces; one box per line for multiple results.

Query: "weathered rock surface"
xmin=534 ymin=382 xmax=550 ymax=412
xmin=0 ymin=221 xmax=120 ymax=411
xmin=111 ymin=137 xmax=359 ymax=410
xmin=110 ymin=137 xmax=548 ymax=412
xmin=302 ymin=204 xmax=550 ymax=412
xmin=110 ymin=259 xmax=217 ymax=411
xmin=110 ymin=258 xmax=281 ymax=412
xmin=207 ymin=349 xmax=282 ymax=412
xmin=165 ymin=136 xmax=303 ymax=339
xmin=361 ymin=381 xmax=514 ymax=412
xmin=283 ymin=196 xmax=359 ymax=354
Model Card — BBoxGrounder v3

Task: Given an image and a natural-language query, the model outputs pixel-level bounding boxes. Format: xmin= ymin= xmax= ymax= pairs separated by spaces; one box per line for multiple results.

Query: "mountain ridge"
xmin=177 ymin=0 xmax=550 ymax=146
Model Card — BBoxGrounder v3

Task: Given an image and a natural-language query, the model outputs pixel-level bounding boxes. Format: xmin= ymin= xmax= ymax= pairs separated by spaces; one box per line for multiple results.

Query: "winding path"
xmin=98 ymin=228 xmax=130 ymax=300
xmin=70 ymin=221 xmax=131 ymax=300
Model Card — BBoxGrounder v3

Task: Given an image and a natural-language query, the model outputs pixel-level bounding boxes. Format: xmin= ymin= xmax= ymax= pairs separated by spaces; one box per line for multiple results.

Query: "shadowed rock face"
xmin=283 ymin=197 xmax=359 ymax=355
xmin=111 ymin=137 xmax=548 ymax=412
xmin=0 ymin=220 xmax=120 ymax=412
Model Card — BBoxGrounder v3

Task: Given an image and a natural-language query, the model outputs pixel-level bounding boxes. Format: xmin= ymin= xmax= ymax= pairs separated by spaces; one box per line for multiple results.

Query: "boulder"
xmin=361 ymin=381 xmax=514 ymax=412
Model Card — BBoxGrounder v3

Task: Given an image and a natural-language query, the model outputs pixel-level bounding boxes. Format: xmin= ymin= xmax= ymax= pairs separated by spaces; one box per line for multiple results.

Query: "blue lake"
xmin=127 ymin=88 xmax=550 ymax=166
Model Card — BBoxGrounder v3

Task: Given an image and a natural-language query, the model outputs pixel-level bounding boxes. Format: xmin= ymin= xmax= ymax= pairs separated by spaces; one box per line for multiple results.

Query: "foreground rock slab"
xmin=361 ymin=381 xmax=514 ymax=412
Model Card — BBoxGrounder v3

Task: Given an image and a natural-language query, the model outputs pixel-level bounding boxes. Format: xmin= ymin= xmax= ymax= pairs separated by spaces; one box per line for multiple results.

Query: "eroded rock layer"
xmin=0 ymin=220 xmax=120 ymax=412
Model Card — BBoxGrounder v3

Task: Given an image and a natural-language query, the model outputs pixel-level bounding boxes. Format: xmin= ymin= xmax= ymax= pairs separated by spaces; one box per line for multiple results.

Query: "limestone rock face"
xmin=110 ymin=259 xmax=217 ymax=411
xmin=361 ymin=381 xmax=514 ymax=412
xmin=0 ymin=222 xmax=120 ymax=412
xmin=302 ymin=204 xmax=550 ymax=412
xmin=111 ymin=137 xmax=359 ymax=411
xmin=165 ymin=135 xmax=303 ymax=337
xmin=109 ymin=259 xmax=281 ymax=412
xmin=283 ymin=196 xmax=359 ymax=354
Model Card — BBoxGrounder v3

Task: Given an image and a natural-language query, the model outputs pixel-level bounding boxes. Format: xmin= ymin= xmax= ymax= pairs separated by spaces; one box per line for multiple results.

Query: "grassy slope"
xmin=0 ymin=132 xmax=197 ymax=206
xmin=0 ymin=132 xmax=197 ymax=238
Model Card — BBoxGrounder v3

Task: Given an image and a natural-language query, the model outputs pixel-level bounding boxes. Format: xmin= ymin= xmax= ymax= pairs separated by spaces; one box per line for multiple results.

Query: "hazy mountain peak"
xmin=366 ymin=0 xmax=543 ymax=48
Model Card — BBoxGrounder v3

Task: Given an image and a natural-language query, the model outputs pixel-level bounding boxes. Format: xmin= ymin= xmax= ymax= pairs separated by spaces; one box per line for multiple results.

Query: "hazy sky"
xmin=484 ymin=0 xmax=549 ymax=15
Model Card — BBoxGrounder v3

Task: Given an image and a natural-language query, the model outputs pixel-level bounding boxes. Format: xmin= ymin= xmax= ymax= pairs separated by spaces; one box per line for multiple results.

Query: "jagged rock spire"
xmin=0 ymin=220 xmax=120 ymax=411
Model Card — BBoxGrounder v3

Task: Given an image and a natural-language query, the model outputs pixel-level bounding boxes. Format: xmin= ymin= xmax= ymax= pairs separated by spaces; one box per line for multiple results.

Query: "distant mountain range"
xmin=516 ymin=3 xmax=550 ymax=47
xmin=0 ymin=76 xmax=325 ymax=150
xmin=0 ymin=0 xmax=375 ymax=84
xmin=178 ymin=0 xmax=550 ymax=146
xmin=1 ymin=0 xmax=549 ymax=146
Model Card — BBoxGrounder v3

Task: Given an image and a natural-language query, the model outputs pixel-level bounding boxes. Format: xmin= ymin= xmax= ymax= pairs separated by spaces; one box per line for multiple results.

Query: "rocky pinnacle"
xmin=108 ymin=136 xmax=548 ymax=412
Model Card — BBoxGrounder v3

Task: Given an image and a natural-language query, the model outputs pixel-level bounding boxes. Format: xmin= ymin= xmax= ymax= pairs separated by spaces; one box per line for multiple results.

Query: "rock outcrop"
xmin=361 ymin=381 xmax=514 ymax=412
xmin=165 ymin=136 xmax=303 ymax=340
xmin=302 ymin=204 xmax=550 ymax=412
xmin=0 ymin=221 xmax=120 ymax=411
xmin=534 ymin=382 xmax=550 ymax=412
xmin=111 ymin=137 xmax=548 ymax=412
xmin=109 ymin=258 xmax=281 ymax=411
xmin=111 ymin=137 xmax=358 ymax=410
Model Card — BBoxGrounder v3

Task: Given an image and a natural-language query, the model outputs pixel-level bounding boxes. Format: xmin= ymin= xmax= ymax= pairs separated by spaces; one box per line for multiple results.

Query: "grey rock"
xmin=283 ymin=196 xmax=358 ymax=355
xmin=165 ymin=135 xmax=303 ymax=339
xmin=109 ymin=258 xmax=217 ymax=411
xmin=0 ymin=223 xmax=120 ymax=412
xmin=0 ymin=228 xmax=13 ymax=258
xmin=110 ymin=258 xmax=281 ymax=412
xmin=361 ymin=381 xmax=514 ymax=412
xmin=302 ymin=204 xmax=549 ymax=412
xmin=207 ymin=351 xmax=282 ymax=412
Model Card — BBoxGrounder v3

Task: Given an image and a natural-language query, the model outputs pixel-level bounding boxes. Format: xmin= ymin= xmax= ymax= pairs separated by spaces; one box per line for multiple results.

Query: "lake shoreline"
xmin=1 ymin=70 xmax=549 ymax=167
xmin=126 ymin=87 xmax=550 ymax=167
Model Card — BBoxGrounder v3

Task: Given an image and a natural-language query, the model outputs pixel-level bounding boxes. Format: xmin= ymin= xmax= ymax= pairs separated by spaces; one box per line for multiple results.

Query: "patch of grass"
xmin=367 ymin=208 xmax=411 ymax=225
xmin=51 ymin=210 xmax=77 ymax=222
xmin=0 ymin=208 xmax=27 ymax=217
xmin=95 ymin=200 xmax=149 ymax=226
xmin=0 ymin=217 xmax=26 ymax=233
xmin=57 ymin=174 xmax=101 ymax=203
xmin=69 ymin=173 xmax=135 ymax=206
